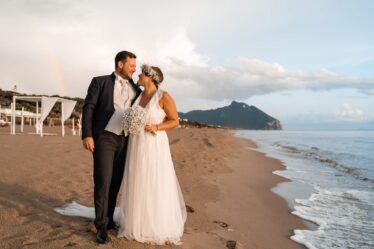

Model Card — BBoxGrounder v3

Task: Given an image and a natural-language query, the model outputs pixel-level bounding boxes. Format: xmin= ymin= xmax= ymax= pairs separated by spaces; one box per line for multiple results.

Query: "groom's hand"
xmin=83 ymin=137 xmax=95 ymax=152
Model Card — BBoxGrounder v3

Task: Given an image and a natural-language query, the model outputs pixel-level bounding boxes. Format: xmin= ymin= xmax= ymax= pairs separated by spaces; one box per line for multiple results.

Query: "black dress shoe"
xmin=96 ymin=229 xmax=108 ymax=244
xmin=107 ymin=222 xmax=119 ymax=231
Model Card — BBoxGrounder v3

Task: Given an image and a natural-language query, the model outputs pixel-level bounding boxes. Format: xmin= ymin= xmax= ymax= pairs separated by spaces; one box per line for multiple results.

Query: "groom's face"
xmin=118 ymin=58 xmax=136 ymax=80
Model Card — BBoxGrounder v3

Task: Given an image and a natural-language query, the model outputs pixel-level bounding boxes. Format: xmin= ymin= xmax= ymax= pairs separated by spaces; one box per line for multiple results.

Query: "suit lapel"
xmin=110 ymin=72 xmax=116 ymax=85
xmin=129 ymin=79 xmax=142 ymax=106
xmin=109 ymin=72 xmax=116 ymax=111
xmin=129 ymin=78 xmax=137 ymax=91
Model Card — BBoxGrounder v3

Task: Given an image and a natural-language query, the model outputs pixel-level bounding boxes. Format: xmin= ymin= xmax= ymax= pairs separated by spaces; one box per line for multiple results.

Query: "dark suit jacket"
xmin=81 ymin=72 xmax=142 ymax=139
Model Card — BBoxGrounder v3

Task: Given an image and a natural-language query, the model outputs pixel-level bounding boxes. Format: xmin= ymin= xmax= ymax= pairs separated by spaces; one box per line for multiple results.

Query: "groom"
xmin=82 ymin=51 xmax=141 ymax=243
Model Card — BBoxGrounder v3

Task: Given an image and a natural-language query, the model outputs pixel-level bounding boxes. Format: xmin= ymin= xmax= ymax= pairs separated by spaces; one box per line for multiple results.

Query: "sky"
xmin=0 ymin=0 xmax=373 ymax=129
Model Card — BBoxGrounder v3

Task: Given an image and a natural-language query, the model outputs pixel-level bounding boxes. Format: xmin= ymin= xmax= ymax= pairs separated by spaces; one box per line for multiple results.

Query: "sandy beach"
xmin=0 ymin=126 xmax=308 ymax=249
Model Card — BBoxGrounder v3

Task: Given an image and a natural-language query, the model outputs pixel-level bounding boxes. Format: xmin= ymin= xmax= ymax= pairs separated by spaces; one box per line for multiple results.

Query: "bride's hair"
xmin=141 ymin=64 xmax=164 ymax=88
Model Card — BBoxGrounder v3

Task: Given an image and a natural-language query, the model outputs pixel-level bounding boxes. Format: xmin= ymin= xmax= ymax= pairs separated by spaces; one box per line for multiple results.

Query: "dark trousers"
xmin=93 ymin=130 xmax=128 ymax=230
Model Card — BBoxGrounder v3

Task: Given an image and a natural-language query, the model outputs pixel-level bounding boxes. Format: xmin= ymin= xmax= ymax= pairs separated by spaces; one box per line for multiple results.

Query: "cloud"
xmin=0 ymin=0 xmax=373 ymax=116
xmin=0 ymin=0 xmax=197 ymax=95
xmin=163 ymin=57 xmax=374 ymax=101
xmin=336 ymin=103 xmax=367 ymax=121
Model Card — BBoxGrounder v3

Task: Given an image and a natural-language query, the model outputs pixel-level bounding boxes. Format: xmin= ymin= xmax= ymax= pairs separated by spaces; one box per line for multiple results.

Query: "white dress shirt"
xmin=105 ymin=72 xmax=135 ymax=135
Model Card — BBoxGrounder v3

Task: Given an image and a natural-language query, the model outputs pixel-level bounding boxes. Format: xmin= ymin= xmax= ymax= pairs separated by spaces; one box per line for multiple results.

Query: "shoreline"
xmin=271 ymin=180 xmax=318 ymax=231
xmin=231 ymin=130 xmax=319 ymax=232
xmin=232 ymin=131 xmax=318 ymax=231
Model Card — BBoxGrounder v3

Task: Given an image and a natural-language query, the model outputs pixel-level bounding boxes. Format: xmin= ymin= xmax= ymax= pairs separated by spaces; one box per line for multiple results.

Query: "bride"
xmin=117 ymin=64 xmax=187 ymax=244
xmin=55 ymin=64 xmax=187 ymax=245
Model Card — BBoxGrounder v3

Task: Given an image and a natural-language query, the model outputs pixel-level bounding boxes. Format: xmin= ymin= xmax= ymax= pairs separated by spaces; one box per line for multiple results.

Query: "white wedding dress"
xmin=117 ymin=89 xmax=186 ymax=245
xmin=55 ymin=89 xmax=186 ymax=245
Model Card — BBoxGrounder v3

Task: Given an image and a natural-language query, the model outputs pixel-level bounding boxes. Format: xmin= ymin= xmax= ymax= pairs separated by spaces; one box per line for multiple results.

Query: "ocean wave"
xmin=291 ymin=188 xmax=374 ymax=249
xmin=235 ymin=131 xmax=374 ymax=248
xmin=273 ymin=142 xmax=371 ymax=182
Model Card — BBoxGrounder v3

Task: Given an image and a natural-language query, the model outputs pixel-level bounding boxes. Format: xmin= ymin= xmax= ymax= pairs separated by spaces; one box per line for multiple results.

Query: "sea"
xmin=234 ymin=130 xmax=374 ymax=249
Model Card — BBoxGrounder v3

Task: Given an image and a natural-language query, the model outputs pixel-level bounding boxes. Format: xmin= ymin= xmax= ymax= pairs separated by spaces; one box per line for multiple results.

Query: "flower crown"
xmin=141 ymin=64 xmax=162 ymax=84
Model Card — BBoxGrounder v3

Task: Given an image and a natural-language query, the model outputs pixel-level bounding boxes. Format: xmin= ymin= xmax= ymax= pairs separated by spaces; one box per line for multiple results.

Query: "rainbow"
xmin=42 ymin=45 xmax=67 ymax=96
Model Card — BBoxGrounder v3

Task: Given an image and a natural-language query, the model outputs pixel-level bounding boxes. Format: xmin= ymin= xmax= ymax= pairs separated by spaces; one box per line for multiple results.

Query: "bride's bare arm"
xmin=144 ymin=91 xmax=179 ymax=132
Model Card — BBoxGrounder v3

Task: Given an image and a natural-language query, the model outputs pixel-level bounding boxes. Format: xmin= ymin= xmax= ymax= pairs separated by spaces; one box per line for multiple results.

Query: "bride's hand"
xmin=145 ymin=124 xmax=158 ymax=133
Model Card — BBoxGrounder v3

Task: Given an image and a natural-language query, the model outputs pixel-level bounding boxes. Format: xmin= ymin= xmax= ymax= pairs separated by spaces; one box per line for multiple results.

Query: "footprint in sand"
xmin=170 ymin=138 xmax=180 ymax=145
xmin=203 ymin=138 xmax=214 ymax=147
xmin=185 ymin=204 xmax=195 ymax=213
xmin=213 ymin=220 xmax=228 ymax=228
xmin=227 ymin=240 xmax=244 ymax=249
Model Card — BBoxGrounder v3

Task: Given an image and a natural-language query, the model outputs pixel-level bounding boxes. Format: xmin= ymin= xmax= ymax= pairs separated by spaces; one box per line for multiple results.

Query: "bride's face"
xmin=137 ymin=72 xmax=151 ymax=87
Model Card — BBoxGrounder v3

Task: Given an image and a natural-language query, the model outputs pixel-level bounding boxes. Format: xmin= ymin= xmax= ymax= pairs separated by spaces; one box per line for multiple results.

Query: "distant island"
xmin=179 ymin=101 xmax=282 ymax=130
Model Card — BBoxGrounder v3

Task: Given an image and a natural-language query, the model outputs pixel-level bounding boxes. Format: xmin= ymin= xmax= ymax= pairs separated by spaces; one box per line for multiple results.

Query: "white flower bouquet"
xmin=123 ymin=106 xmax=147 ymax=135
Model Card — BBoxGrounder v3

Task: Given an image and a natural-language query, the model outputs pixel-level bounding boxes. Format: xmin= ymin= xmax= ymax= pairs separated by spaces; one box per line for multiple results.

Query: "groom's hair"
xmin=115 ymin=51 xmax=137 ymax=68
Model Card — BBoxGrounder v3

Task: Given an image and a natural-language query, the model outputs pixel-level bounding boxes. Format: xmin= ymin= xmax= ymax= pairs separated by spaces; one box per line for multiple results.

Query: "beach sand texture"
xmin=0 ymin=126 xmax=307 ymax=249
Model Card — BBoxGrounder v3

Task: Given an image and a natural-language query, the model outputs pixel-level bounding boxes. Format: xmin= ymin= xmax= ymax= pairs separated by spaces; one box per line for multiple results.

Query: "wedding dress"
xmin=55 ymin=89 xmax=186 ymax=245
xmin=117 ymin=89 xmax=186 ymax=245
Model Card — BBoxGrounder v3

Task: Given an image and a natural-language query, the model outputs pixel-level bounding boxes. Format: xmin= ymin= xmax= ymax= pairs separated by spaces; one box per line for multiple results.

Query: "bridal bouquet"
xmin=123 ymin=106 xmax=147 ymax=135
